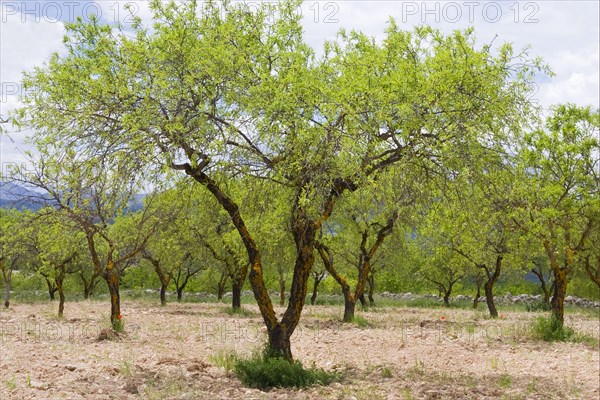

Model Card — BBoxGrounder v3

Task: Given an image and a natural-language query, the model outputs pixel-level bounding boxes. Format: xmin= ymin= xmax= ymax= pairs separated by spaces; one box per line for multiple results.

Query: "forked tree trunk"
xmin=44 ymin=277 xmax=58 ymax=300
xmin=267 ymin=325 xmax=293 ymax=360
xmin=187 ymin=166 xmax=330 ymax=362
xmin=81 ymin=272 xmax=99 ymax=300
xmin=177 ymin=287 xmax=184 ymax=302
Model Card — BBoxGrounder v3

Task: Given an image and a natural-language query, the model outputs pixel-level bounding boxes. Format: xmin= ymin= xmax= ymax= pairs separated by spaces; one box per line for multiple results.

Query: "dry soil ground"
xmin=0 ymin=300 xmax=598 ymax=399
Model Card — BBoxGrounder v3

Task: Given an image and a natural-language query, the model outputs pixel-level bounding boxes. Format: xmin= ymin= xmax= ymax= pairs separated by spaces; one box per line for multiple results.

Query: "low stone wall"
xmin=378 ymin=291 xmax=600 ymax=308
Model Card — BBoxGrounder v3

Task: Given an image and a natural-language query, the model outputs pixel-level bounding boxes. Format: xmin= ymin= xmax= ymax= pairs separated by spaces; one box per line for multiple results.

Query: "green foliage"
xmin=234 ymin=348 xmax=339 ymax=389
xmin=531 ymin=316 xmax=575 ymax=342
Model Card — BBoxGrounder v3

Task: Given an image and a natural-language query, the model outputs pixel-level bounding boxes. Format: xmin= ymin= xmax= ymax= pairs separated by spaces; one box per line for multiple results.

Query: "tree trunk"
xmin=267 ymin=325 xmax=292 ymax=360
xmin=217 ymin=272 xmax=227 ymax=301
xmin=531 ymin=265 xmax=553 ymax=307
xmin=278 ymin=272 xmax=286 ymax=306
xmin=546 ymin=281 xmax=555 ymax=307
xmin=176 ymin=275 xmax=190 ymax=302
xmin=443 ymin=291 xmax=450 ymax=308
xmin=83 ymin=286 xmax=90 ymax=300
xmin=44 ymin=277 xmax=57 ymax=300
xmin=551 ymin=268 xmax=568 ymax=327
xmin=473 ymin=278 xmax=482 ymax=309
xmin=105 ymin=264 xmax=121 ymax=330
xmin=4 ymin=279 xmax=10 ymax=308
xmin=343 ymin=293 xmax=356 ymax=322
xmin=367 ymin=273 xmax=375 ymax=306
xmin=81 ymin=272 xmax=99 ymax=299
xmin=310 ymin=277 xmax=319 ymax=305
xmin=57 ymin=280 xmax=65 ymax=318
xmin=544 ymin=240 xmax=569 ymax=329
xmin=484 ymin=281 xmax=498 ymax=318
xmin=482 ymin=256 xmax=502 ymax=318
xmin=358 ymin=293 xmax=367 ymax=308
xmin=160 ymin=284 xmax=167 ymax=306
xmin=232 ymin=280 xmax=242 ymax=309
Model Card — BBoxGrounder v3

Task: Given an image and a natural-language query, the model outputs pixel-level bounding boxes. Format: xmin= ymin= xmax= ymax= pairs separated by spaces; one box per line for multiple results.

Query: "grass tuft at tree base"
xmin=233 ymin=347 xmax=340 ymax=389
xmin=530 ymin=315 xmax=575 ymax=342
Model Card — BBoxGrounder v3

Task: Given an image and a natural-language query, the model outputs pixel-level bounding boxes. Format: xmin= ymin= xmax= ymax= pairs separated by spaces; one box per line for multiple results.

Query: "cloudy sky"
xmin=1 ymin=0 xmax=599 ymax=168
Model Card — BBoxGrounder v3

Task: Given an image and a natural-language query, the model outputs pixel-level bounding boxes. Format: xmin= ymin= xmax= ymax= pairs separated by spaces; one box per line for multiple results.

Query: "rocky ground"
xmin=1 ymin=300 xmax=598 ymax=399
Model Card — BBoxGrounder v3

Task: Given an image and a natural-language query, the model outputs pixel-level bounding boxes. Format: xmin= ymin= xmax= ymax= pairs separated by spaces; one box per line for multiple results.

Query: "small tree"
xmin=24 ymin=212 xmax=83 ymax=317
xmin=0 ymin=208 xmax=29 ymax=308
xmin=10 ymin=152 xmax=161 ymax=330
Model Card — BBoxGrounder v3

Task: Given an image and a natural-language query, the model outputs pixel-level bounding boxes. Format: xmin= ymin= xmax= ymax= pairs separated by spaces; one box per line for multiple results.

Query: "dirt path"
xmin=1 ymin=301 xmax=598 ymax=399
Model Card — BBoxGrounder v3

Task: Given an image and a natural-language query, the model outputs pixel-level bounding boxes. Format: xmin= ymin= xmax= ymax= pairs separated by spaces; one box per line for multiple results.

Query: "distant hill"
xmin=0 ymin=181 xmax=146 ymax=212
xmin=0 ymin=181 xmax=47 ymax=210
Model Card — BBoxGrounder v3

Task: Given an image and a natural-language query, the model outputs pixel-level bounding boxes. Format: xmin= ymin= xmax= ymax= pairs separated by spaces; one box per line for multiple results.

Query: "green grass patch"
xmin=498 ymin=373 xmax=512 ymax=389
xmin=233 ymin=348 xmax=339 ymax=389
xmin=209 ymin=350 xmax=237 ymax=374
xmin=348 ymin=315 xmax=373 ymax=328
xmin=530 ymin=316 xmax=576 ymax=342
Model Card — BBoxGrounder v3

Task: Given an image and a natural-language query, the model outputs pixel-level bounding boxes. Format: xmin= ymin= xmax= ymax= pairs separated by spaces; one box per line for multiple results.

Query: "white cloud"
xmin=1 ymin=6 xmax=65 ymax=166
xmin=1 ymin=1 xmax=598 ymax=168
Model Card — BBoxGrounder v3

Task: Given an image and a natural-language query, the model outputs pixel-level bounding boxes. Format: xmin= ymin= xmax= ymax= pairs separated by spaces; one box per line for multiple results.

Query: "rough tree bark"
xmin=310 ymin=272 xmax=324 ymax=305
xmin=105 ymin=261 xmax=121 ymax=328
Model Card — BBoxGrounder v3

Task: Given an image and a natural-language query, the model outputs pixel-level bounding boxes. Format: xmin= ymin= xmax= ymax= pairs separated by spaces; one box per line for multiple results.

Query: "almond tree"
xmin=10 ymin=152 xmax=160 ymax=330
xmin=13 ymin=0 xmax=541 ymax=359
xmin=23 ymin=212 xmax=85 ymax=317
xmin=512 ymin=104 xmax=600 ymax=327
xmin=0 ymin=208 xmax=29 ymax=308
